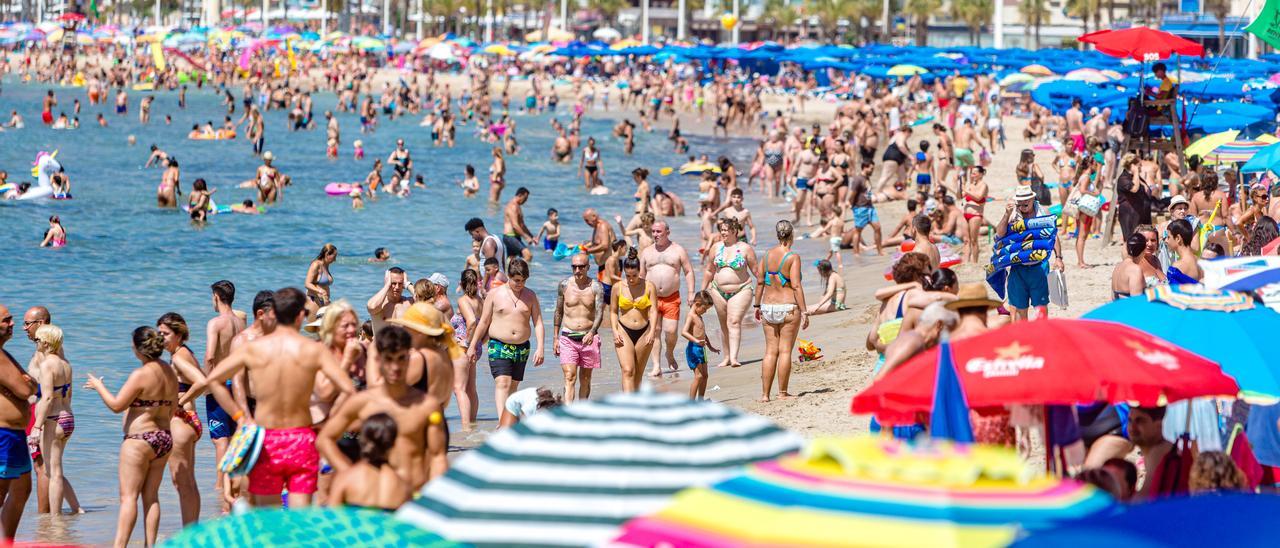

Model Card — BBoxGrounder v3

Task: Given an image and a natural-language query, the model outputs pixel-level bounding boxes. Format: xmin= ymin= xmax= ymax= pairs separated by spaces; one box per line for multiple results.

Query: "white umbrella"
xmin=593 ymin=27 xmax=621 ymax=41
xmin=427 ymin=43 xmax=455 ymax=61
xmin=396 ymin=389 xmax=802 ymax=547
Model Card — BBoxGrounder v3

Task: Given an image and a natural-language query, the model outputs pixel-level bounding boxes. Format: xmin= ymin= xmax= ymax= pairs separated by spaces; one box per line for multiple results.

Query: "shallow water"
xmin=0 ymin=79 xmax=750 ymax=542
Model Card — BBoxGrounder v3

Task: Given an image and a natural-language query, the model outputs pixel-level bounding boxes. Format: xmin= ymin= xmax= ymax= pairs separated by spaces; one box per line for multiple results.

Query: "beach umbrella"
xmin=57 ymin=12 xmax=86 ymax=22
xmin=888 ymin=64 xmax=928 ymax=76
xmin=1242 ymin=141 xmax=1280 ymax=173
xmin=851 ymin=317 xmax=1239 ymax=426
xmin=1082 ymin=287 xmax=1280 ymax=400
xmin=165 ymin=507 xmax=459 ymax=547
xmin=999 ymin=72 xmax=1035 ymax=86
xmin=1201 ymin=137 xmax=1279 ymax=164
xmin=1078 ymin=26 xmax=1205 ymax=61
xmin=482 ymin=44 xmax=515 ymax=56
xmin=1011 ymin=494 xmax=1280 ymax=547
xmin=593 ymin=27 xmax=621 ymax=41
xmin=1201 ymin=257 xmax=1280 ymax=291
xmin=1063 ymin=67 xmax=1113 ymax=83
xmin=1020 ymin=64 xmax=1054 ymax=76
xmin=396 ymin=389 xmax=802 ymax=547
xmin=1184 ymin=129 xmax=1241 ymax=159
xmin=612 ymin=436 xmax=1116 ymax=548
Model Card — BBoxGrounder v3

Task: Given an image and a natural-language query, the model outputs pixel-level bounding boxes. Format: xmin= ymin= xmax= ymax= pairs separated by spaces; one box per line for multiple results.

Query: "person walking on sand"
xmin=754 ymin=221 xmax=808 ymax=402
xmin=702 ymin=218 xmax=757 ymax=369
xmin=85 ymin=326 xmax=178 ymax=548
xmin=611 ymin=248 xmax=658 ymax=392
xmin=319 ymin=325 xmax=447 ymax=490
xmin=639 ymin=221 xmax=696 ymax=377
xmin=553 ymin=253 xmax=605 ymax=402
xmin=466 ymin=258 xmax=544 ymax=418
xmin=995 ymin=186 xmax=1064 ymax=321
xmin=180 ymin=287 xmax=355 ymax=508
xmin=682 ymin=291 xmax=718 ymax=400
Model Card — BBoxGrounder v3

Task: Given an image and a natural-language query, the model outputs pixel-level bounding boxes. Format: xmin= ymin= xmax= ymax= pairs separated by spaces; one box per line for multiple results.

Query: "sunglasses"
xmin=571 ymin=264 xmax=589 ymax=270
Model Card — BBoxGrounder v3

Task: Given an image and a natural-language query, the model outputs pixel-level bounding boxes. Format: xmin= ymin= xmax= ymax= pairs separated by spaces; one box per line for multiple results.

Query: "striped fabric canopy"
xmin=1203 ymin=136 xmax=1278 ymax=164
xmin=396 ymin=389 xmax=803 ymax=547
xmin=611 ymin=437 xmax=1116 ymax=548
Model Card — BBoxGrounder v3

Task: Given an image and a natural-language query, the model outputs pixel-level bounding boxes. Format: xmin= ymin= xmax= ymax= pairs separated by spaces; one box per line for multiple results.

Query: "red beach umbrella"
xmin=852 ymin=319 xmax=1238 ymax=425
xmin=1078 ymin=27 xmax=1205 ymax=61
xmin=56 ymin=12 xmax=86 ymax=22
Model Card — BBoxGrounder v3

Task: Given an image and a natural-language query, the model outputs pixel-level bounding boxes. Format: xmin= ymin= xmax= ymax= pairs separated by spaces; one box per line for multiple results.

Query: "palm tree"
xmin=903 ymin=0 xmax=941 ymax=46
xmin=761 ymin=0 xmax=798 ymax=41
xmin=594 ymin=0 xmax=627 ymax=31
xmin=809 ymin=0 xmax=851 ymax=41
xmin=950 ymin=0 xmax=991 ymax=45
xmin=1018 ymin=0 xmax=1049 ymax=48
xmin=1206 ymin=0 xmax=1229 ymax=47
xmin=1067 ymin=0 xmax=1098 ymax=35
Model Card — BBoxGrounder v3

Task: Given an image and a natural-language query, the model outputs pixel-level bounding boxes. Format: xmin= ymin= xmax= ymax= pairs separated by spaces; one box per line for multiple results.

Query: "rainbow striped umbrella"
xmin=1202 ymin=135 xmax=1279 ymax=164
xmin=611 ymin=437 xmax=1116 ymax=548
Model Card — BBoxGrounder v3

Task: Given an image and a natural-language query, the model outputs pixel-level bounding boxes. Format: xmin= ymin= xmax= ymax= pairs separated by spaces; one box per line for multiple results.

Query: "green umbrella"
xmin=888 ymin=64 xmax=928 ymax=76
xmin=163 ymin=507 xmax=460 ymax=548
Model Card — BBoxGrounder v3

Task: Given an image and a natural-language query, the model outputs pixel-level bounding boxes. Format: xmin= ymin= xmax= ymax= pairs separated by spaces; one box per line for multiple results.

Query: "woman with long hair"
xmin=452 ymin=270 xmax=481 ymax=429
xmin=156 ymin=313 xmax=206 ymax=525
xmin=326 ymin=413 xmax=412 ymax=510
xmin=85 ymin=326 xmax=178 ymax=548
xmin=754 ymin=221 xmax=808 ymax=402
xmin=702 ymin=217 xmax=758 ymax=368
xmin=611 ymin=247 xmax=658 ymax=391
xmin=305 ymin=243 xmax=338 ymax=306
xmin=961 ymin=166 xmax=988 ymax=265
xmin=39 ymin=215 xmax=67 ymax=248
xmin=30 ymin=325 xmax=82 ymax=514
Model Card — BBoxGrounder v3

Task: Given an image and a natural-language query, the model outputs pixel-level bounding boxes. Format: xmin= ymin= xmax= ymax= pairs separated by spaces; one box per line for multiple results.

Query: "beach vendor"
xmin=991 ymin=186 xmax=1064 ymax=321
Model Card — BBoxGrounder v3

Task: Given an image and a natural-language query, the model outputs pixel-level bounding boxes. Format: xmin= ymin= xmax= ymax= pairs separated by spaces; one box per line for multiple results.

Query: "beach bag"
xmin=1123 ymin=97 xmax=1150 ymax=137
xmin=1048 ymin=270 xmax=1069 ymax=309
xmin=1077 ymin=194 xmax=1103 ymax=217
xmin=220 ymin=425 xmax=265 ymax=477
xmin=1030 ymin=173 xmax=1052 ymax=206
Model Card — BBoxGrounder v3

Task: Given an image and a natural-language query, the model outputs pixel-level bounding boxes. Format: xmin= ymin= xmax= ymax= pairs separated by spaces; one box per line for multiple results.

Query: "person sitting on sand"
xmin=325 ymin=413 xmax=413 ymax=511
xmin=808 ymin=260 xmax=846 ymax=315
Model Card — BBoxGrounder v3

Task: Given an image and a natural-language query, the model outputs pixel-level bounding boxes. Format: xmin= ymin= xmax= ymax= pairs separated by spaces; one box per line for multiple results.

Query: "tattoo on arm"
xmin=553 ymin=279 xmax=567 ymax=332
xmin=590 ymin=281 xmax=605 ymax=334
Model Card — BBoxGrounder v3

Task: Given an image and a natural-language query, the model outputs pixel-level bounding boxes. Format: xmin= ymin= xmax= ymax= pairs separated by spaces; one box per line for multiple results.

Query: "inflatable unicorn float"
xmin=2 ymin=151 xmax=64 ymax=201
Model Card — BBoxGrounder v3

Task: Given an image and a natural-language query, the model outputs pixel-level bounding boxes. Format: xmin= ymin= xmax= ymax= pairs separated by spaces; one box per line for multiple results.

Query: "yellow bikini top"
xmin=618 ymin=291 xmax=652 ymax=311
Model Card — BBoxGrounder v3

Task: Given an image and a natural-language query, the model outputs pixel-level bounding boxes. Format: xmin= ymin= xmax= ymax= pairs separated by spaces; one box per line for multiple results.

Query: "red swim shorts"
xmin=658 ymin=292 xmax=682 ymax=321
xmin=248 ymin=427 xmax=319 ymax=496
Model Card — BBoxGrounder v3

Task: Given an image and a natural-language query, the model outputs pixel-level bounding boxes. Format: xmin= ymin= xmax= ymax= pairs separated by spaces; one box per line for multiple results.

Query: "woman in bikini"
xmin=754 ymin=221 xmax=808 ymax=402
xmin=156 ymin=313 xmax=206 ymax=525
xmin=1015 ymin=149 xmax=1046 ymax=207
xmin=157 ymin=157 xmax=181 ymax=208
xmin=762 ymin=131 xmax=785 ymax=197
xmin=306 ymin=243 xmax=338 ymax=306
xmin=631 ymin=167 xmax=651 ymax=214
xmin=808 ymin=259 xmax=847 ymax=315
xmin=85 ymin=326 xmax=178 ymax=548
xmin=39 ymin=215 xmax=67 ymax=248
xmin=580 ymin=138 xmax=602 ymax=190
xmin=1073 ymin=153 xmax=1103 ymax=269
xmin=962 ymin=166 xmax=988 ymax=264
xmin=702 ymin=218 xmax=758 ymax=369
xmin=610 ymin=247 xmax=657 ymax=392
xmin=30 ymin=325 xmax=82 ymax=514
xmin=452 ymin=269 xmax=482 ymax=429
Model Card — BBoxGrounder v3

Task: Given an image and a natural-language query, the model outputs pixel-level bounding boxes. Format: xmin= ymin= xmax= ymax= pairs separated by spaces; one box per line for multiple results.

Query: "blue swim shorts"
xmin=1006 ymin=263 xmax=1050 ymax=310
xmin=686 ymin=343 xmax=706 ymax=370
xmin=853 ymin=206 xmax=879 ymax=229
xmin=0 ymin=427 xmax=32 ymax=479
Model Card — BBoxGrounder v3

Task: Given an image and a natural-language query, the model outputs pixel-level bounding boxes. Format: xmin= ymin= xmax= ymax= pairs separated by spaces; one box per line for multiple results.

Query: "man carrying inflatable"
xmin=993 ymin=186 xmax=1064 ymax=322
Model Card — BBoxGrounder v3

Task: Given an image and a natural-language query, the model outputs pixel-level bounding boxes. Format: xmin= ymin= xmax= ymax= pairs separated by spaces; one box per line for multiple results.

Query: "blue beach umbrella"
xmin=929 ymin=337 xmax=974 ymax=443
xmin=1242 ymin=141 xmax=1280 ymax=173
xmin=1082 ymin=293 xmax=1280 ymax=400
xmin=1011 ymin=494 xmax=1280 ymax=547
xmin=1200 ymin=257 xmax=1280 ymax=292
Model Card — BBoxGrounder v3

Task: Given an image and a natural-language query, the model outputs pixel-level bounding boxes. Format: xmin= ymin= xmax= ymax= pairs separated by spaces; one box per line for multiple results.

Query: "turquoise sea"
xmin=0 ymin=79 xmax=750 ymax=542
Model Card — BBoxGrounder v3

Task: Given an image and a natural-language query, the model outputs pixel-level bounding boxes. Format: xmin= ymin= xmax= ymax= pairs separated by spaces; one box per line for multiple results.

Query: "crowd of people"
xmin=3 ymin=25 xmax=1280 ymax=546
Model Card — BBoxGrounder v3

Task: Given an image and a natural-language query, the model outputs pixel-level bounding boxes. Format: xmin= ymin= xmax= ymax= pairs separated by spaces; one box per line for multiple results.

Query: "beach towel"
xmin=987 ymin=215 xmax=1057 ymax=299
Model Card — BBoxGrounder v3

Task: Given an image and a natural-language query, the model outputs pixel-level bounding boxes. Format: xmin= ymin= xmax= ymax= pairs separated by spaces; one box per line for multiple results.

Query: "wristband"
xmin=232 ymin=410 xmax=245 ymax=422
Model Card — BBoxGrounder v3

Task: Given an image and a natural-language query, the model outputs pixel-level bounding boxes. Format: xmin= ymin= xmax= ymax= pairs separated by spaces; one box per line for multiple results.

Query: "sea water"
xmin=0 ymin=80 xmax=749 ymax=542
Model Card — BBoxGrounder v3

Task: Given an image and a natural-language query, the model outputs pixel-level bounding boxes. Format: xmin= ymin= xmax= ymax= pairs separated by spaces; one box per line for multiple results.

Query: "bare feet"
xmin=730 ymin=361 xmax=743 ymax=368
xmin=715 ymin=359 xmax=731 ymax=368
xmin=647 ymin=368 xmax=662 ymax=378
xmin=758 ymin=396 xmax=771 ymax=403
xmin=778 ymin=392 xmax=793 ymax=400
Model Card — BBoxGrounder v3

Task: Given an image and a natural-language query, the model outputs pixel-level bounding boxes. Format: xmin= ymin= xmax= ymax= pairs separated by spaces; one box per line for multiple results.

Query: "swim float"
xmin=220 ymin=424 xmax=265 ymax=477
xmin=679 ymin=162 xmax=721 ymax=176
xmin=188 ymin=130 xmax=237 ymax=140
xmin=132 ymin=82 xmax=155 ymax=91
xmin=589 ymin=186 xmax=610 ymax=196
xmin=325 ymin=183 xmax=359 ymax=196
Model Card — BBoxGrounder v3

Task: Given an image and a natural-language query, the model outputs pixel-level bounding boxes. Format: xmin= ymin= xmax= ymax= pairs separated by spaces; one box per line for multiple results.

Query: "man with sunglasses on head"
xmin=553 ymin=253 xmax=604 ymax=402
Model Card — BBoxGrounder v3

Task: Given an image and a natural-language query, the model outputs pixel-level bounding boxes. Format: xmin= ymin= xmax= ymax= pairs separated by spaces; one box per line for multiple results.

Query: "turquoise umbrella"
xmin=163 ymin=507 xmax=459 ymax=547
xmin=1241 ymin=141 xmax=1280 ymax=173
xmin=1082 ymin=289 xmax=1280 ymax=400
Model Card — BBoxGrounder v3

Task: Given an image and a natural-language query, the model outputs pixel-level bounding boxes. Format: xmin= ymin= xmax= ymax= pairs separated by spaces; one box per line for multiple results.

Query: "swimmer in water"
xmin=39 ymin=216 xmax=67 ymax=248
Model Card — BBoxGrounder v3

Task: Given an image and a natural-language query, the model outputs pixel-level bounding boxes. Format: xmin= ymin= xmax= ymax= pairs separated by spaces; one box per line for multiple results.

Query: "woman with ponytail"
xmin=326 ymin=413 xmax=412 ymax=511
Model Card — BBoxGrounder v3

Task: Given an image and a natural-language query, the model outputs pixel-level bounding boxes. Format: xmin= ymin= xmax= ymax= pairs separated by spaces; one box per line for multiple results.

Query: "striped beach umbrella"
xmin=1203 ymin=136 xmax=1279 ymax=164
xmin=164 ymin=507 xmax=459 ymax=547
xmin=612 ymin=437 xmax=1116 ymax=548
xmin=396 ymin=389 xmax=802 ymax=547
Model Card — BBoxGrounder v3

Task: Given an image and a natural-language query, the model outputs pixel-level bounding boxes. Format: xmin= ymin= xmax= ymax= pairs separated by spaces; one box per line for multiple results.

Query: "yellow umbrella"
xmin=887 ymin=64 xmax=928 ymax=77
xmin=1184 ymin=130 xmax=1240 ymax=160
xmin=610 ymin=38 xmax=642 ymax=50
xmin=483 ymin=44 xmax=515 ymax=56
xmin=418 ymin=37 xmax=441 ymax=49
xmin=1020 ymin=64 xmax=1054 ymax=76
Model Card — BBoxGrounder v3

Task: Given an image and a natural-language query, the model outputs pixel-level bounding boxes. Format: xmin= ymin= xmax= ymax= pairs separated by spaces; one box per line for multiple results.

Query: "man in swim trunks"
xmin=0 ymin=304 xmax=34 ymax=539
xmin=953 ymin=118 xmax=978 ymax=171
xmin=366 ymin=267 xmax=410 ymax=336
xmin=847 ymin=162 xmax=883 ymax=255
xmin=465 ymin=217 xmax=506 ymax=271
xmin=502 ymin=187 xmax=537 ymax=262
xmin=318 ymin=325 xmax=446 ymax=489
xmin=580 ymin=208 xmax=618 ymax=286
xmin=40 ymin=90 xmax=55 ymax=125
xmin=639 ymin=221 xmax=696 ymax=377
xmin=203 ymin=281 xmax=245 ymax=504
xmin=1065 ymin=98 xmax=1086 ymax=154
xmin=553 ymin=254 xmax=605 ymax=402
xmin=181 ymin=287 xmax=354 ymax=508
xmin=466 ymin=258 xmax=544 ymax=418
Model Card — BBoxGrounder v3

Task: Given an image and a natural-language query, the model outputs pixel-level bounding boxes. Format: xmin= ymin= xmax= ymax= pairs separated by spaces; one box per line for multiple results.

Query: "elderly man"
xmin=639 ymin=221 xmax=695 ymax=377
xmin=994 ymin=186 xmax=1064 ymax=321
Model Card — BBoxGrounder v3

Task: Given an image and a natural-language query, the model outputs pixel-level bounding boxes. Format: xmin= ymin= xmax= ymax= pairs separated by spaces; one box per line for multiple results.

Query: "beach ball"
xmin=720 ymin=14 xmax=739 ymax=30
xmin=659 ymin=167 xmax=674 ymax=176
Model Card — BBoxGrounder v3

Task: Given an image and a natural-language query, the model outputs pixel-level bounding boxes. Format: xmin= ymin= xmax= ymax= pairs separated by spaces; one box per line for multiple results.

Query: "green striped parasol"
xmin=162 ymin=507 xmax=459 ymax=547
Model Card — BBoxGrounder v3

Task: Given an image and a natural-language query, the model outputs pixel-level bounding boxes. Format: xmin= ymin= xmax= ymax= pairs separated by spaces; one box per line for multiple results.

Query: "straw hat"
xmin=945 ymin=284 xmax=1003 ymax=311
xmin=1012 ymin=185 xmax=1037 ymax=202
xmin=1169 ymin=195 xmax=1189 ymax=209
xmin=262 ymin=151 xmax=275 ymax=161
xmin=303 ymin=304 xmax=331 ymax=332
xmin=387 ymin=302 xmax=446 ymax=336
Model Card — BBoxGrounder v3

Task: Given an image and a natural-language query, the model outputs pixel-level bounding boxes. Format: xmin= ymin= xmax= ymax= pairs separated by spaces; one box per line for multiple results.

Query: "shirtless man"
xmin=931 ymin=123 xmax=954 ymax=189
xmin=325 ymin=111 xmax=339 ymax=147
xmin=502 ymin=188 xmax=537 ymax=262
xmin=366 ymin=267 xmax=410 ymax=336
xmin=952 ymin=119 xmax=982 ymax=183
xmin=203 ymin=280 xmax=245 ymax=497
xmin=181 ymin=287 xmax=354 ymax=508
xmin=1065 ymin=98 xmax=1086 ymax=155
xmin=41 ymin=90 xmax=55 ymax=125
xmin=466 ymin=258 xmax=545 ymax=418
xmin=318 ymin=326 xmax=446 ymax=490
xmin=714 ymin=189 xmax=758 ymax=245
xmin=553 ymin=254 xmax=605 ymax=402
xmin=793 ymin=142 xmax=820 ymax=225
xmin=0 ymin=304 xmax=34 ymax=539
xmin=580 ymin=208 xmax=617 ymax=280
xmin=639 ymin=221 xmax=696 ymax=376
